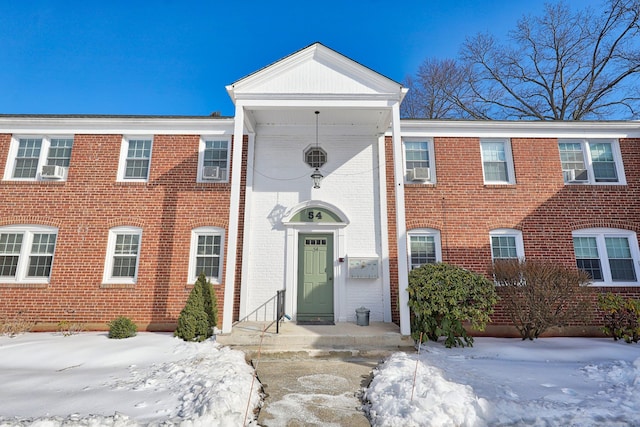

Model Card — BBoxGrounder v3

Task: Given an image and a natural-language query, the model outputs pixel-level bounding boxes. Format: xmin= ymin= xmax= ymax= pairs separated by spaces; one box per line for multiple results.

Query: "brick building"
xmin=1 ymin=43 xmax=639 ymax=335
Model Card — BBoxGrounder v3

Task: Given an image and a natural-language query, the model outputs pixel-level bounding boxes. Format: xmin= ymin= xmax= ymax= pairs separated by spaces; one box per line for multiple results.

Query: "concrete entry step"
xmin=216 ymin=321 xmax=414 ymax=357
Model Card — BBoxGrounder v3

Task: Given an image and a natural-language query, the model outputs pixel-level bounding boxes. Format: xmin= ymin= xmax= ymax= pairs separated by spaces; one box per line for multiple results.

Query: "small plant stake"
xmin=244 ymin=324 xmax=267 ymax=426
xmin=411 ymin=332 xmax=423 ymax=402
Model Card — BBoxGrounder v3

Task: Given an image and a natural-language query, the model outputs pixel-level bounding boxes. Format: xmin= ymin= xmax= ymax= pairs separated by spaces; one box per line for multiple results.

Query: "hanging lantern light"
xmin=311 ymin=167 xmax=323 ymax=189
xmin=310 ymin=111 xmax=324 ymax=188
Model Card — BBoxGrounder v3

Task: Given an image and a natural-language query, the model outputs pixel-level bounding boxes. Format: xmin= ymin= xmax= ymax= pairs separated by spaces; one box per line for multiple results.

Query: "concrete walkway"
xmin=218 ymin=321 xmax=414 ymax=425
xmin=254 ymin=355 xmax=378 ymax=426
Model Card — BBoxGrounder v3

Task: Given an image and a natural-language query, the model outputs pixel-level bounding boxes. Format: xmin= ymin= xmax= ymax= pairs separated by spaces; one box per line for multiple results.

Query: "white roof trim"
xmin=0 ymin=117 xmax=235 ymax=135
xmin=396 ymin=120 xmax=640 ymax=138
xmin=1 ymin=115 xmax=638 ymax=139
xmin=226 ymin=43 xmax=405 ymax=105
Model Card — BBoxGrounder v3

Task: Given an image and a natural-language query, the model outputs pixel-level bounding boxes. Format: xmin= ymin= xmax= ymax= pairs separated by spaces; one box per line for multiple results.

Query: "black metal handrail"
xmin=276 ymin=289 xmax=286 ymax=334
xmin=232 ymin=289 xmax=286 ymax=334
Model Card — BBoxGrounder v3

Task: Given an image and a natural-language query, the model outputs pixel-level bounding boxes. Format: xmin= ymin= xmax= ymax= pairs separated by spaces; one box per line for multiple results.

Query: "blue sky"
xmin=0 ymin=1 xmax=601 ymax=117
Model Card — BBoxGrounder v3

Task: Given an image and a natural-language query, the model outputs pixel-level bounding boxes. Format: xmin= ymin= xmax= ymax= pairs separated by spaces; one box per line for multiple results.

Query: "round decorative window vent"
xmin=304 ymin=147 xmax=327 ymax=168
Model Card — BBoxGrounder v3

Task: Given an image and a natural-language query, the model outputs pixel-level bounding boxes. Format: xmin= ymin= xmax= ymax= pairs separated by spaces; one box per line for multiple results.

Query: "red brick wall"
xmin=0 ymin=133 xmax=238 ymax=331
xmin=3 ymin=130 xmax=639 ymax=335
xmin=385 ymin=135 xmax=400 ymax=325
xmin=387 ymin=136 xmax=640 ymax=332
xmin=232 ymin=135 xmax=248 ymax=323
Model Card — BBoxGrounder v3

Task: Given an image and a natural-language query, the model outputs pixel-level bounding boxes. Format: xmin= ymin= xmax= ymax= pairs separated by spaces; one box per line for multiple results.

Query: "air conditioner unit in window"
xmin=202 ymin=166 xmax=221 ymax=180
xmin=41 ymin=165 xmax=66 ymax=180
xmin=408 ymin=167 xmax=430 ymax=181
xmin=563 ymin=169 xmax=588 ymax=183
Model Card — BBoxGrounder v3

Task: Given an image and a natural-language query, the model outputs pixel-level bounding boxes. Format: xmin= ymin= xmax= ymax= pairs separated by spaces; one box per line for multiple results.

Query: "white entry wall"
xmin=239 ymin=123 xmax=387 ymax=322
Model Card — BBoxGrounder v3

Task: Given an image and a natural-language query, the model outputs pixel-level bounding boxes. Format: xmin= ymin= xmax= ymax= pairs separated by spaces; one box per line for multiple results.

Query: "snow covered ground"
xmin=365 ymin=337 xmax=640 ymax=426
xmin=1 ymin=332 xmax=639 ymax=426
xmin=0 ymin=332 xmax=261 ymax=426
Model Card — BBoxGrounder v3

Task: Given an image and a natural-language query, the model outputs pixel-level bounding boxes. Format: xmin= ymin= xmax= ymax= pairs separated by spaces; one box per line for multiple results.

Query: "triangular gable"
xmin=227 ymin=43 xmax=404 ymax=102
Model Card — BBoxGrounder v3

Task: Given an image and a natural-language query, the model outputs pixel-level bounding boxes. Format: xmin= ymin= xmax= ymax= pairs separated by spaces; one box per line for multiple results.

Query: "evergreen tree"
xmin=174 ymin=275 xmax=210 ymax=342
xmin=198 ymin=271 xmax=219 ymax=330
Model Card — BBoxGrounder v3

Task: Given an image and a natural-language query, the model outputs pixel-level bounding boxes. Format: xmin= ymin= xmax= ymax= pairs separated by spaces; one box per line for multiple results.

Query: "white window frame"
xmin=407 ymin=228 xmax=442 ymax=270
xmin=3 ymin=135 xmax=74 ymax=181
xmin=197 ymin=137 xmax=230 ymax=183
xmin=403 ymin=138 xmax=435 ymax=184
xmin=0 ymin=225 xmax=58 ymax=284
xmin=102 ymin=226 xmax=142 ymax=285
xmin=117 ymin=136 xmax=153 ymax=182
xmin=489 ymin=229 xmax=525 ymax=261
xmin=572 ymin=228 xmax=640 ymax=286
xmin=558 ymin=139 xmax=626 ymax=185
xmin=188 ymin=226 xmax=225 ymax=284
xmin=480 ymin=138 xmax=516 ymax=185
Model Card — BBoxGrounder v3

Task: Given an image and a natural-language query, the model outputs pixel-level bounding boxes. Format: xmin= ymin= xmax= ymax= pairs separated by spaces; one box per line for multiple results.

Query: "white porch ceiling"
xmin=246 ymin=107 xmax=392 ymax=135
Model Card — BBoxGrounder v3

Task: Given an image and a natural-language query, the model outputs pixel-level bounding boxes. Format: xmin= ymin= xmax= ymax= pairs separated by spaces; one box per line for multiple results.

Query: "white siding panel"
xmin=244 ymin=61 xmax=382 ymax=95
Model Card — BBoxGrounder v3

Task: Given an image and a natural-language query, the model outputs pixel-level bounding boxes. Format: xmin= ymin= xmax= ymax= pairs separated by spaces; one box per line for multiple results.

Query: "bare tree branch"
xmin=402 ymin=0 xmax=640 ymax=120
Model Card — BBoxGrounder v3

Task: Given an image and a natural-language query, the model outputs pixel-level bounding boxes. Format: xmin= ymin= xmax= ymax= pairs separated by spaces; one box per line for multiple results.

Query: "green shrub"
xmin=174 ymin=273 xmax=213 ymax=342
xmin=598 ymin=292 xmax=640 ymax=343
xmin=107 ymin=316 xmax=137 ymax=339
xmin=408 ymin=263 xmax=498 ymax=348
xmin=492 ymin=259 xmax=593 ymax=340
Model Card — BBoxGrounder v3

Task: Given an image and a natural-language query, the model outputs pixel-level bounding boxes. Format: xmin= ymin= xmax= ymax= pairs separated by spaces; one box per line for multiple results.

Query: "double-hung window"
xmin=198 ymin=138 xmax=230 ymax=182
xmin=0 ymin=225 xmax=58 ymax=284
xmin=490 ymin=229 xmax=524 ymax=261
xmin=46 ymin=138 xmax=74 ymax=167
xmin=14 ymin=138 xmax=41 ymax=178
xmin=188 ymin=227 xmax=224 ymax=284
xmin=404 ymin=139 xmax=434 ymax=183
xmin=3 ymin=136 xmax=74 ymax=181
xmin=103 ymin=226 xmax=142 ymax=285
xmin=559 ymin=139 xmax=624 ymax=184
xmin=480 ymin=139 xmax=515 ymax=184
xmin=408 ymin=229 xmax=441 ymax=269
xmin=118 ymin=137 xmax=153 ymax=181
xmin=573 ymin=229 xmax=639 ymax=284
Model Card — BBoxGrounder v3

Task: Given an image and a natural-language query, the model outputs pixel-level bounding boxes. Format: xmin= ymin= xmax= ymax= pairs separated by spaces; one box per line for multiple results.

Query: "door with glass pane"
xmin=297 ymin=234 xmax=334 ymax=324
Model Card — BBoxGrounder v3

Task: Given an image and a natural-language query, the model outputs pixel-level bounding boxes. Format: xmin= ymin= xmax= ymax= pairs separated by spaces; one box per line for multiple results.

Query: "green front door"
xmin=297 ymin=234 xmax=334 ymax=324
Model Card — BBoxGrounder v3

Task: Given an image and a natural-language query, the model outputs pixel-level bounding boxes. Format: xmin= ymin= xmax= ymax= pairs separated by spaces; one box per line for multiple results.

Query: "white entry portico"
xmin=221 ymin=43 xmax=410 ymax=334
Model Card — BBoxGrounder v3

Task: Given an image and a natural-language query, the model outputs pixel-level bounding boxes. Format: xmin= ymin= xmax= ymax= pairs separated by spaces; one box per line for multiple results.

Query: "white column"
xmin=222 ymin=103 xmax=245 ymax=333
xmin=391 ymin=102 xmax=411 ymax=335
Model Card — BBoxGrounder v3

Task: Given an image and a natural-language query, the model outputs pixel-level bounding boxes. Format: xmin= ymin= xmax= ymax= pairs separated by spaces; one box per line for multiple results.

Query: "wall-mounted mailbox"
xmin=348 ymin=257 xmax=379 ymax=279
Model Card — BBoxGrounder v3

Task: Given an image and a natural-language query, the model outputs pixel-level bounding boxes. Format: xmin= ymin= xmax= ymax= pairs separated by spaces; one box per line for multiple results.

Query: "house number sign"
xmin=291 ymin=207 xmax=341 ymax=223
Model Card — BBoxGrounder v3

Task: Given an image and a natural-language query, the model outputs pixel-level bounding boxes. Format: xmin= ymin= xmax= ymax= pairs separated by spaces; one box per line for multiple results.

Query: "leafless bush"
xmin=0 ymin=316 xmax=35 ymax=337
xmin=57 ymin=320 xmax=85 ymax=336
xmin=491 ymin=259 xmax=594 ymax=340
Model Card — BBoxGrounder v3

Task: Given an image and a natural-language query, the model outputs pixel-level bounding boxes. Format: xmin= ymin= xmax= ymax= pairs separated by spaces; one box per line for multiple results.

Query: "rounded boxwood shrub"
xmin=408 ymin=263 xmax=498 ymax=348
xmin=598 ymin=292 xmax=640 ymax=343
xmin=107 ymin=316 xmax=137 ymax=339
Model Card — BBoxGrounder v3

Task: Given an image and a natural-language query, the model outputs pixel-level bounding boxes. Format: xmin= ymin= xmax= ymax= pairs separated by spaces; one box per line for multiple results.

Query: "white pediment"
xmin=227 ymin=43 xmax=404 ymax=102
